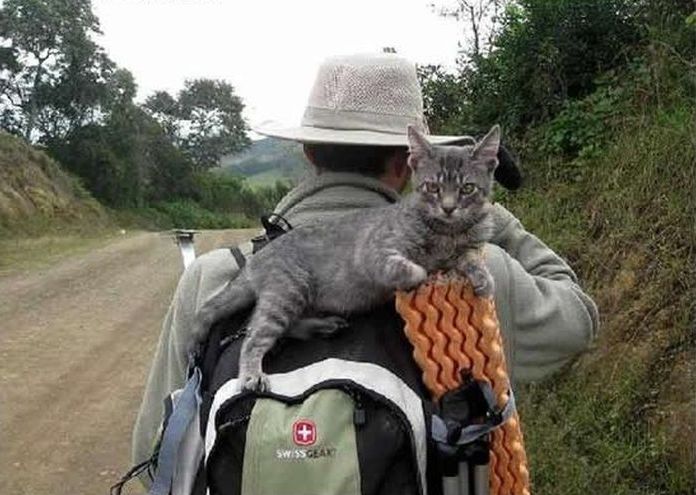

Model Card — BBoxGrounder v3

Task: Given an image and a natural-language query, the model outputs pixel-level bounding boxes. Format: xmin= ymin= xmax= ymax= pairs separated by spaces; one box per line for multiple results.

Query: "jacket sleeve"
xmin=131 ymin=248 xmax=243 ymax=482
xmin=486 ymin=203 xmax=599 ymax=383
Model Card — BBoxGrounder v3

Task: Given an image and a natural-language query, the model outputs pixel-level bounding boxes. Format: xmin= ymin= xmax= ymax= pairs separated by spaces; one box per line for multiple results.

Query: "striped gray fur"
xmin=199 ymin=125 xmax=502 ymax=391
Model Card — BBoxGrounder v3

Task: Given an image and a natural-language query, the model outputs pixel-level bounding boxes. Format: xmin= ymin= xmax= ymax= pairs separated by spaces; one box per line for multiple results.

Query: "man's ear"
xmin=303 ymin=144 xmax=316 ymax=163
xmin=407 ymin=125 xmax=432 ymax=170
xmin=383 ymin=149 xmax=412 ymax=193
xmin=473 ymin=125 xmax=501 ymax=172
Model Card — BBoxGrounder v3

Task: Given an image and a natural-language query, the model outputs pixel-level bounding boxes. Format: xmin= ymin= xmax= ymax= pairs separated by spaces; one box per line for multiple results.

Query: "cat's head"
xmin=407 ymin=125 xmax=500 ymax=226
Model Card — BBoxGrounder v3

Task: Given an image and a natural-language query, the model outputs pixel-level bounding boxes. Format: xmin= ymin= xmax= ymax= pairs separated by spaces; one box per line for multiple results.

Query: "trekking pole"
xmin=458 ymin=462 xmax=471 ymax=495
xmin=172 ymin=229 xmax=199 ymax=269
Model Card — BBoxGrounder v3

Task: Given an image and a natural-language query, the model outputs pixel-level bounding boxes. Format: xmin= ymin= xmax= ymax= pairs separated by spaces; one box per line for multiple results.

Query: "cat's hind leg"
xmin=287 ymin=315 xmax=349 ymax=340
xmin=239 ymin=284 xmax=309 ymax=391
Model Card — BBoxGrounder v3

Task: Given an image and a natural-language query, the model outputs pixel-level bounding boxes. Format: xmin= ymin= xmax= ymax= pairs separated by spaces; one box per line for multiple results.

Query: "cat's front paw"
xmin=401 ymin=262 xmax=428 ymax=290
xmin=460 ymin=262 xmax=495 ymax=298
xmin=240 ymin=370 xmax=270 ymax=392
xmin=387 ymin=256 xmax=427 ymax=290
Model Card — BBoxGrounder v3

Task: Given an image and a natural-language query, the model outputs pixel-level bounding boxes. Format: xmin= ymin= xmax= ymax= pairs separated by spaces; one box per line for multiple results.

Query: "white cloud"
xmin=92 ymin=0 xmax=463 ymax=127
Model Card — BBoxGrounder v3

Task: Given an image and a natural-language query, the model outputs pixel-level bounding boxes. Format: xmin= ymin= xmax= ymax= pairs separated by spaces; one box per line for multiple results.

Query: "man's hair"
xmin=304 ymin=143 xmax=404 ymax=177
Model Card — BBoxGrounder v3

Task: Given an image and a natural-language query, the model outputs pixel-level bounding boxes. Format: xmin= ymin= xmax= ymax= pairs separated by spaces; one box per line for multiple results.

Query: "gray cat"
xmin=199 ymin=125 xmax=501 ymax=391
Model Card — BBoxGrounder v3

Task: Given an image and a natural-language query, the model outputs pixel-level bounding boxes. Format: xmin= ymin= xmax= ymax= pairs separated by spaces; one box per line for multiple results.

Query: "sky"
xmin=91 ymin=0 xmax=464 ymax=131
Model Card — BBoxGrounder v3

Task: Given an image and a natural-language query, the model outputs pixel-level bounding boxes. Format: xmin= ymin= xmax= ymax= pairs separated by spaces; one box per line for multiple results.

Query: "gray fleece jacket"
xmin=131 ymin=172 xmax=599 ymax=473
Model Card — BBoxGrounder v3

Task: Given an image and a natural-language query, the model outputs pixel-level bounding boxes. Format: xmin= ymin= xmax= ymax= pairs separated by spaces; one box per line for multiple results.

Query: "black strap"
xmin=261 ymin=213 xmax=292 ymax=234
xmin=229 ymin=246 xmax=246 ymax=269
xmin=110 ymin=455 xmax=156 ymax=495
xmin=251 ymin=213 xmax=293 ymax=254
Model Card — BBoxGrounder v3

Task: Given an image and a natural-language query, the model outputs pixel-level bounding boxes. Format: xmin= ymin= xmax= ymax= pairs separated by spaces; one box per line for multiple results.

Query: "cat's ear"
xmin=473 ymin=125 xmax=501 ymax=172
xmin=407 ymin=125 xmax=433 ymax=170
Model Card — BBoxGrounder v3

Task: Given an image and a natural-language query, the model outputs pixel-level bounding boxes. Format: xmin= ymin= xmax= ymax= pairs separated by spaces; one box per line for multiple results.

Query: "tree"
xmin=48 ymin=66 xmax=201 ymax=207
xmin=144 ymin=79 xmax=250 ymax=170
xmin=0 ymin=0 xmax=111 ymax=142
xmin=424 ymin=0 xmax=643 ymax=133
xmin=143 ymin=90 xmax=179 ymax=139
xmin=433 ymin=0 xmax=505 ymax=60
xmin=417 ymin=64 xmax=469 ymax=134
xmin=36 ymin=30 xmax=114 ymax=141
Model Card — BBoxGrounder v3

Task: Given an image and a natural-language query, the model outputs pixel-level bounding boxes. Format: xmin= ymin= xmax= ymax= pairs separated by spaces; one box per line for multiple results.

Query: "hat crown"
xmin=302 ymin=54 xmax=428 ymax=135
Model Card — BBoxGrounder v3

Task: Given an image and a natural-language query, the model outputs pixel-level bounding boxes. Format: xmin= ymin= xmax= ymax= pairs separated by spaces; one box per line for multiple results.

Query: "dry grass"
xmin=0 ymin=132 xmax=123 ymax=275
xmin=0 ymin=132 xmax=109 ymax=236
xmin=0 ymin=231 xmax=125 ymax=276
xmin=504 ymin=106 xmax=695 ymax=494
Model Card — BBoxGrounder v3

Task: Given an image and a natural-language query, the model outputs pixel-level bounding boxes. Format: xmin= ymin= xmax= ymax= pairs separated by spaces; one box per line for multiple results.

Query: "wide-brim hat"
xmin=254 ymin=54 xmax=471 ymax=146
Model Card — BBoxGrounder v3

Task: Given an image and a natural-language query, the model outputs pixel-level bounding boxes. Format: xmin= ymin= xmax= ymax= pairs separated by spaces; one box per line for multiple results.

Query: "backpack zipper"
xmin=343 ymin=386 xmax=367 ymax=427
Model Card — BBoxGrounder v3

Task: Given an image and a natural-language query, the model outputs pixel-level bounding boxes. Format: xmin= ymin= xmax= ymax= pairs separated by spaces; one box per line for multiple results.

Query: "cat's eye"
xmin=460 ymin=183 xmax=476 ymax=195
xmin=424 ymin=182 xmax=440 ymax=194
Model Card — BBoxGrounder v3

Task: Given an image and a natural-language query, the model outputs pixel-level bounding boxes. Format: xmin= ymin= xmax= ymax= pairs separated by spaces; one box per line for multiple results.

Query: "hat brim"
xmin=254 ymin=124 xmax=473 ymax=146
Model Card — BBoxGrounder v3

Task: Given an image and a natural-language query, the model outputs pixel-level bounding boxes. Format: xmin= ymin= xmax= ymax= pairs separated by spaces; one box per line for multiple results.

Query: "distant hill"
xmin=219 ymin=138 xmax=309 ymax=187
xmin=0 ymin=132 xmax=107 ymax=234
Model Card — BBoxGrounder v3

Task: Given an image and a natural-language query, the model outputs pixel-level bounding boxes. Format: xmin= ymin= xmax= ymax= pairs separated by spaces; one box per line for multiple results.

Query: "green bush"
xmin=512 ymin=104 xmax=696 ymax=494
xmin=541 ymin=85 xmax=622 ymax=159
xmin=151 ymin=200 xmax=254 ymax=230
xmin=419 ymin=2 xmax=696 ymax=492
xmin=194 ymin=173 xmax=291 ymax=220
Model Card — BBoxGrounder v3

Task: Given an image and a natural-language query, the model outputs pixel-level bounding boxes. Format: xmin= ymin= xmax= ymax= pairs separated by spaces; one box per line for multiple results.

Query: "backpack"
xmin=113 ymin=216 xmax=513 ymax=495
xmin=197 ymin=299 xmax=436 ymax=495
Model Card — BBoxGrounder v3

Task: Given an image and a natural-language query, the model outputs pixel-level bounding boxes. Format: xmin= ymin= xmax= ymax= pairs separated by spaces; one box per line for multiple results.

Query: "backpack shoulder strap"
xmin=251 ymin=213 xmax=293 ymax=253
xmin=228 ymin=246 xmax=246 ymax=269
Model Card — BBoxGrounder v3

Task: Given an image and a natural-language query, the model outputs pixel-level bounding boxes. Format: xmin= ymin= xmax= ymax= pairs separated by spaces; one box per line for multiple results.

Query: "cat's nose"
xmin=442 ymin=205 xmax=456 ymax=216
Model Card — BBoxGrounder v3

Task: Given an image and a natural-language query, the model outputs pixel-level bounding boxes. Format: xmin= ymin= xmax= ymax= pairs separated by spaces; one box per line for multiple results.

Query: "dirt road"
xmin=0 ymin=230 xmax=256 ymax=495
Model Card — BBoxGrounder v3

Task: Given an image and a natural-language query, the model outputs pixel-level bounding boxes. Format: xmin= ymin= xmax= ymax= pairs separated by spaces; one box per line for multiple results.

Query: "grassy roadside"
xmin=0 ymin=226 xmax=130 ymax=276
xmin=0 ymin=131 xmax=259 ymax=275
xmin=506 ymin=105 xmax=695 ymax=493
xmin=0 ymin=202 xmax=260 ymax=276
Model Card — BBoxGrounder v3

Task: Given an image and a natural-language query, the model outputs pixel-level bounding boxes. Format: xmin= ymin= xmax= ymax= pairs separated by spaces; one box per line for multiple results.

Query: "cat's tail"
xmin=198 ymin=273 xmax=256 ymax=335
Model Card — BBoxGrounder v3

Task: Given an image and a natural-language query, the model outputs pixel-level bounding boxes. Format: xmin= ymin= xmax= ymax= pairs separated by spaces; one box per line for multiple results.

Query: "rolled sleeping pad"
xmin=395 ymin=278 xmax=531 ymax=495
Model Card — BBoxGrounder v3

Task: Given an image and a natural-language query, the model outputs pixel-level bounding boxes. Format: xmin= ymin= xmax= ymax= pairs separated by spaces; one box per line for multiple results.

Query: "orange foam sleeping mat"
xmin=395 ymin=279 xmax=531 ymax=495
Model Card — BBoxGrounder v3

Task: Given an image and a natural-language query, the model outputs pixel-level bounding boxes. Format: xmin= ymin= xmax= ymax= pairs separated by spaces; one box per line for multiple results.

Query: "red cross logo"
xmin=292 ymin=419 xmax=317 ymax=446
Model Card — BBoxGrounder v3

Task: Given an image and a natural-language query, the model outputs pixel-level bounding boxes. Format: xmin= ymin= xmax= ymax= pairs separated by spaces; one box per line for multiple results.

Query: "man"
xmin=132 ymin=53 xmax=599 ymax=478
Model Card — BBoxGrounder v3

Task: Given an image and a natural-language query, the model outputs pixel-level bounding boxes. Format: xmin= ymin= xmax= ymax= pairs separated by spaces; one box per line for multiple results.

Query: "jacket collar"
xmin=274 ymin=172 xmax=400 ymax=227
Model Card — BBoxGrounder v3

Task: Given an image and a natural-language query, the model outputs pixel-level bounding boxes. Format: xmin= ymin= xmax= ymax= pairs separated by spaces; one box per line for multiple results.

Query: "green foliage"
xmin=688 ymin=11 xmax=696 ymax=27
xmin=252 ymin=180 xmax=292 ymax=211
xmin=511 ymin=105 xmax=696 ymax=495
xmin=47 ymin=123 xmax=136 ymax=207
xmin=114 ymin=175 xmax=291 ymax=231
xmin=149 ymin=200 xmax=253 ymax=230
xmin=142 ymin=90 xmax=178 ymax=137
xmin=540 ymin=84 xmax=622 ymax=161
xmin=194 ymin=173 xmax=255 ymax=216
xmin=423 ymin=1 xmax=696 ymax=492
xmin=0 ymin=131 xmax=109 ymax=236
xmin=0 ymin=0 xmax=113 ymax=142
xmin=46 ymin=92 xmax=200 ymax=209
xmin=417 ymin=65 xmax=469 ymax=135
xmin=1 ymin=0 xmax=256 ymax=228
xmin=423 ymin=0 xmax=647 ymax=133
xmin=194 ymin=173 xmax=291 ymax=219
xmin=144 ymin=79 xmax=251 ymax=171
